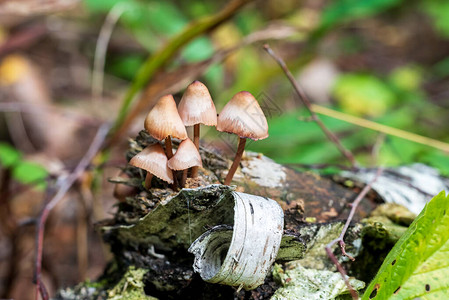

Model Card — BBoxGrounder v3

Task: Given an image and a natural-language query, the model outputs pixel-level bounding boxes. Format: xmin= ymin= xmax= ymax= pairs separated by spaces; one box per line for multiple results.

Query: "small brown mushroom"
xmin=167 ymin=138 xmax=202 ymax=187
xmin=144 ymin=94 xmax=188 ymax=159
xmin=129 ymin=144 xmax=173 ymax=189
xmin=217 ymin=91 xmax=268 ymax=185
xmin=178 ymin=81 xmax=217 ymax=177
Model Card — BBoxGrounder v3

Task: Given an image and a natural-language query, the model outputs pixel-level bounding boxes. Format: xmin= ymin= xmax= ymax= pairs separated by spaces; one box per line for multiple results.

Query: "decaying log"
xmin=58 ymin=131 xmax=383 ymax=299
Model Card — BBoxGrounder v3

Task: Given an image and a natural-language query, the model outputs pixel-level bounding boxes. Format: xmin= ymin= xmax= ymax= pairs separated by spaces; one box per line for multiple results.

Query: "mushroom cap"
xmin=217 ymin=91 xmax=268 ymax=140
xmin=167 ymin=138 xmax=202 ymax=170
xmin=178 ymin=81 xmax=217 ymax=127
xmin=129 ymin=144 xmax=174 ymax=184
xmin=144 ymin=95 xmax=188 ymax=140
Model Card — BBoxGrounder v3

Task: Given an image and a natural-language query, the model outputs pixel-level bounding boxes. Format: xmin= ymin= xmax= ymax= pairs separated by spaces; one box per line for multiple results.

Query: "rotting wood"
xmin=59 ymin=131 xmax=381 ymax=299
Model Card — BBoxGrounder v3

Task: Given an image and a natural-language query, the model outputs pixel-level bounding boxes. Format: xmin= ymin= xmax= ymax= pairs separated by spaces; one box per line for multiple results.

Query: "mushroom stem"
xmin=224 ymin=138 xmax=246 ymax=185
xmin=191 ymin=124 xmax=200 ymax=177
xmin=144 ymin=173 xmax=153 ymax=189
xmin=165 ymin=136 xmax=174 ymax=159
xmin=193 ymin=124 xmax=200 ymax=148
xmin=164 ymin=136 xmax=179 ymax=189
xmin=181 ymin=169 xmax=188 ymax=187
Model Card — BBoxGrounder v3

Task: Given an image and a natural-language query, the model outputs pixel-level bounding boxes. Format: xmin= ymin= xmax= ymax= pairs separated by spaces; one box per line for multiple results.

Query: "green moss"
xmin=108 ymin=266 xmax=157 ymax=300
xmin=83 ymin=278 xmax=109 ymax=289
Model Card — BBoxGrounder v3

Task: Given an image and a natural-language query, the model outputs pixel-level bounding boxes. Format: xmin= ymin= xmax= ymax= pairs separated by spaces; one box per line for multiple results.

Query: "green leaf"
xmin=181 ymin=36 xmax=214 ymax=62
xmin=433 ymin=57 xmax=449 ymax=78
xmin=384 ymin=137 xmax=425 ymax=165
xmin=145 ymin=1 xmax=187 ymax=35
xmin=333 ymin=73 xmax=396 ymax=117
xmin=83 ymin=0 xmax=124 ymax=13
xmin=424 ymin=0 xmax=449 ymax=38
xmin=12 ymin=161 xmax=47 ymax=189
xmin=421 ymin=151 xmax=449 ymax=177
xmin=84 ymin=0 xmax=188 ymax=52
xmin=320 ymin=0 xmax=403 ymax=29
xmin=0 ymin=142 xmax=21 ymax=168
xmin=362 ymin=191 xmax=449 ymax=299
xmin=108 ymin=55 xmax=145 ymax=81
xmin=388 ymin=65 xmax=423 ymax=92
xmin=247 ymin=109 xmax=368 ymax=164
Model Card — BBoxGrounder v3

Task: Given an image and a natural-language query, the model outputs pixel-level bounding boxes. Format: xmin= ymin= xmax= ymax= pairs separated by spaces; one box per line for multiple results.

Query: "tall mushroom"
xmin=167 ymin=138 xmax=202 ymax=187
xmin=144 ymin=94 xmax=188 ymax=159
xmin=129 ymin=144 xmax=173 ymax=189
xmin=178 ymin=81 xmax=217 ymax=177
xmin=217 ymin=91 xmax=268 ymax=185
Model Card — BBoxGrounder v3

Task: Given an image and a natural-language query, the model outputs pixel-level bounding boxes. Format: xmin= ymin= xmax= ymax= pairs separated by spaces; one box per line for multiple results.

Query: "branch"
xmin=325 ymin=167 xmax=383 ymax=300
xmin=262 ymin=44 xmax=357 ymax=168
xmin=34 ymin=123 xmax=110 ymax=300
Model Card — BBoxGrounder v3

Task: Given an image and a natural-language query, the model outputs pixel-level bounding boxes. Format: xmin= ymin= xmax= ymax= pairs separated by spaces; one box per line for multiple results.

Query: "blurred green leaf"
xmin=378 ymin=137 xmax=425 ymax=166
xmin=374 ymin=106 xmax=415 ymax=129
xmin=108 ymin=55 xmax=145 ymax=80
xmin=320 ymin=0 xmax=403 ymax=29
xmin=182 ymin=37 xmax=214 ymax=62
xmin=421 ymin=151 xmax=449 ymax=176
xmin=247 ymin=109 xmax=363 ymax=164
xmin=362 ymin=191 xmax=449 ymax=299
xmin=185 ymin=1 xmax=216 ymax=18
xmin=377 ymin=142 xmax=403 ymax=166
xmin=235 ymin=10 xmax=264 ymax=35
xmin=146 ymin=1 xmax=187 ymax=35
xmin=203 ymin=64 xmax=224 ymax=92
xmin=84 ymin=0 xmax=189 ymax=52
xmin=333 ymin=73 xmax=397 ymax=117
xmin=424 ymin=0 xmax=449 ymax=38
xmin=433 ymin=56 xmax=449 ymax=78
xmin=12 ymin=161 xmax=47 ymax=189
xmin=389 ymin=65 xmax=422 ymax=92
xmin=254 ymin=110 xmax=352 ymax=144
xmin=0 ymin=142 xmax=21 ymax=168
xmin=83 ymin=0 xmax=124 ymax=13
xmin=389 ymin=137 xmax=425 ymax=163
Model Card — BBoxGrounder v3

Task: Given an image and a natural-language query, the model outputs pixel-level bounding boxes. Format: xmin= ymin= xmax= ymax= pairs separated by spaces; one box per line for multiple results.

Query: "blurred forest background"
xmin=0 ymin=0 xmax=448 ymax=299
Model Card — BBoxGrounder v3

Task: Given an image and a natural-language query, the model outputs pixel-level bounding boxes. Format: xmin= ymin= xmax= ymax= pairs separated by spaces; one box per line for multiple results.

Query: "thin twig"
xmin=311 ymin=103 xmax=449 ymax=153
xmin=325 ymin=167 xmax=383 ymax=299
xmin=263 ymin=44 xmax=357 ymax=168
xmin=92 ymin=2 xmax=130 ymax=102
xmin=34 ymin=123 xmax=110 ymax=300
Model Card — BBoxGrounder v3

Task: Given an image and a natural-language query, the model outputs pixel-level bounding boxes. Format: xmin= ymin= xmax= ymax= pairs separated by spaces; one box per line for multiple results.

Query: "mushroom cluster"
xmin=129 ymin=81 xmax=268 ymax=190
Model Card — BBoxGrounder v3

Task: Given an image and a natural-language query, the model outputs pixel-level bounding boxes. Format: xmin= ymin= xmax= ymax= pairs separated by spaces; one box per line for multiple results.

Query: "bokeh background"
xmin=0 ymin=0 xmax=448 ymax=299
